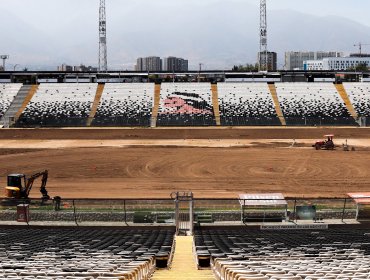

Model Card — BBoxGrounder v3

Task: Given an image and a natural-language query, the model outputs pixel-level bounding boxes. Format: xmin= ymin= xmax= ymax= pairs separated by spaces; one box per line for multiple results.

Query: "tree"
xmin=232 ymin=63 xmax=259 ymax=72
xmin=348 ymin=63 xmax=369 ymax=72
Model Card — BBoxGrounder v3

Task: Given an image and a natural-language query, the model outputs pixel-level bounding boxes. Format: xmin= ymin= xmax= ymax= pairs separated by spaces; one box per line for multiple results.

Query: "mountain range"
xmin=1 ymin=1 xmax=370 ymax=70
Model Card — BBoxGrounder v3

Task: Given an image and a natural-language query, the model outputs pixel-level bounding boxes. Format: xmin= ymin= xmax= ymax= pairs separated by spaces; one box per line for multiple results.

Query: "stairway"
xmin=151 ymin=84 xmax=161 ymax=127
xmin=15 ymin=85 xmax=39 ymax=120
xmin=151 ymin=236 xmax=215 ymax=280
xmin=211 ymin=84 xmax=221 ymax=126
xmin=335 ymin=84 xmax=358 ymax=119
xmin=0 ymin=85 xmax=35 ymax=127
xmin=268 ymin=83 xmax=286 ymax=126
xmin=87 ymin=84 xmax=105 ymax=126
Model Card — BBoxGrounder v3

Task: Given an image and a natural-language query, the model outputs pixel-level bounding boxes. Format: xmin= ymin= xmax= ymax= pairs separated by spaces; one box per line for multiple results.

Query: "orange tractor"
xmin=313 ymin=135 xmax=335 ymax=150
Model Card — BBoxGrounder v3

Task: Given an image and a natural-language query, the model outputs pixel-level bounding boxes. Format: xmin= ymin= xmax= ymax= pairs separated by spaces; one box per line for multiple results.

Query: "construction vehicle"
xmin=313 ymin=135 xmax=335 ymax=150
xmin=5 ymin=170 xmax=50 ymax=201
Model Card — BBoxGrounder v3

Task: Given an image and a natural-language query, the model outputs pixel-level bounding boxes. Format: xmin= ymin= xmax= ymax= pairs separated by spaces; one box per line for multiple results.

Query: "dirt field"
xmin=0 ymin=128 xmax=370 ymax=199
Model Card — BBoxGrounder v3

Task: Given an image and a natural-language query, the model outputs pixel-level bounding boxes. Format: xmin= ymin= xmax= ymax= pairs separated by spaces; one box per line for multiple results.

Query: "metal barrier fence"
xmin=0 ymin=197 xmax=366 ymax=226
xmin=9 ymin=116 xmax=366 ymax=128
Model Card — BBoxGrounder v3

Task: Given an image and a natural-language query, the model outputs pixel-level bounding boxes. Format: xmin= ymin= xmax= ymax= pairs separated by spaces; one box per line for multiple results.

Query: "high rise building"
xmin=57 ymin=64 xmax=73 ymax=72
xmin=285 ymin=51 xmax=343 ymax=70
xmin=135 ymin=57 xmax=162 ymax=72
xmin=162 ymin=57 xmax=189 ymax=72
xmin=258 ymin=51 xmax=277 ymax=71
xmin=73 ymin=65 xmax=98 ymax=72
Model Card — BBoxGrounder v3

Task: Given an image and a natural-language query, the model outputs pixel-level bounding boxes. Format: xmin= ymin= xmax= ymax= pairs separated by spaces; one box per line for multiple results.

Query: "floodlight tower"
xmin=99 ymin=0 xmax=108 ymax=72
xmin=0 ymin=55 xmax=9 ymax=71
xmin=259 ymin=0 xmax=268 ymax=72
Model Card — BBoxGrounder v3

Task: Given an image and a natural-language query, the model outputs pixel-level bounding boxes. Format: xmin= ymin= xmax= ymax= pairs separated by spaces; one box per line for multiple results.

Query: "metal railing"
xmin=0 ymin=197 xmax=366 ymax=226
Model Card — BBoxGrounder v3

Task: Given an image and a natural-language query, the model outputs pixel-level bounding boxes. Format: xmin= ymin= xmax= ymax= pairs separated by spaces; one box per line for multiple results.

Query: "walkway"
xmin=151 ymin=236 xmax=215 ymax=280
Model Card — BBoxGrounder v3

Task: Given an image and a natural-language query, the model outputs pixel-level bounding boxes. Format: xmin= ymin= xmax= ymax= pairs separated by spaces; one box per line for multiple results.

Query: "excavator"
xmin=5 ymin=170 xmax=50 ymax=201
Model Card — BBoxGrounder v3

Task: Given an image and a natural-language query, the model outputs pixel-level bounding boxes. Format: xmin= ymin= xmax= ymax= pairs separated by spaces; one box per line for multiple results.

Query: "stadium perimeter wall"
xmin=0 ymin=127 xmax=370 ymax=140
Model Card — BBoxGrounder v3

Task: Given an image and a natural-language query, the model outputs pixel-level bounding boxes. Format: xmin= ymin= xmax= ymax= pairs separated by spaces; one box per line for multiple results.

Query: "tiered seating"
xmin=195 ymin=228 xmax=370 ymax=280
xmin=276 ymin=83 xmax=357 ymax=126
xmin=157 ymin=83 xmax=216 ymax=126
xmin=0 ymin=83 xmax=22 ymax=119
xmin=218 ymin=83 xmax=280 ymax=126
xmin=344 ymin=83 xmax=370 ymax=123
xmin=92 ymin=84 xmax=154 ymax=127
xmin=0 ymin=227 xmax=175 ymax=279
xmin=16 ymin=84 xmax=97 ymax=127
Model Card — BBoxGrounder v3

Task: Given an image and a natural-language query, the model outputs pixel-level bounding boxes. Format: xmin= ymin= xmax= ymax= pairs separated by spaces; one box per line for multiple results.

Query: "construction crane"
xmin=354 ymin=43 xmax=370 ymax=55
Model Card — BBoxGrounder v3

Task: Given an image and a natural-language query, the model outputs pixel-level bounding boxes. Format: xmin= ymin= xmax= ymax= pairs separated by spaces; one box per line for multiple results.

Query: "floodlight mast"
xmin=259 ymin=0 xmax=268 ymax=72
xmin=99 ymin=0 xmax=108 ymax=72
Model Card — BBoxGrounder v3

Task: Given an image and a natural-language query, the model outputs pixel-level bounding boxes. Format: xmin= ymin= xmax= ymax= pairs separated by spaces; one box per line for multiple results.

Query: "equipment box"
xmin=17 ymin=204 xmax=30 ymax=222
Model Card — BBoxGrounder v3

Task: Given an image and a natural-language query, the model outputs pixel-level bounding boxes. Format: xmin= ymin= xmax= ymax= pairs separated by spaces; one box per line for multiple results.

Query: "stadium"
xmin=1 ymin=71 xmax=370 ymax=279
xmin=2 ymin=1 xmax=370 ymax=280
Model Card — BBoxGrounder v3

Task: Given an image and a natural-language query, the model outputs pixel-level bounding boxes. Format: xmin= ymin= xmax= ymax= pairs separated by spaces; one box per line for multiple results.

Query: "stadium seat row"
xmin=1 ymin=83 xmax=369 ymax=127
xmin=0 ymin=227 xmax=175 ymax=279
xmin=194 ymin=228 xmax=370 ymax=280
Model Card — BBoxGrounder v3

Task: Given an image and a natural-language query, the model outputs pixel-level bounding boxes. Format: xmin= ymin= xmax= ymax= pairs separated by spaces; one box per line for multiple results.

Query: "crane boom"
xmin=354 ymin=43 xmax=370 ymax=55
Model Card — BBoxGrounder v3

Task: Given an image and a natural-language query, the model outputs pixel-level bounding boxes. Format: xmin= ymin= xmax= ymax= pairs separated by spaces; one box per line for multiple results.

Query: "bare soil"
xmin=0 ymin=127 xmax=369 ymax=199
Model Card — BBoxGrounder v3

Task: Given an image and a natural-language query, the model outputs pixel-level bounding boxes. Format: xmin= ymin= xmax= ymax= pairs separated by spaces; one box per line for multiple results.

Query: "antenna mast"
xmin=259 ymin=0 xmax=268 ymax=71
xmin=99 ymin=0 xmax=108 ymax=72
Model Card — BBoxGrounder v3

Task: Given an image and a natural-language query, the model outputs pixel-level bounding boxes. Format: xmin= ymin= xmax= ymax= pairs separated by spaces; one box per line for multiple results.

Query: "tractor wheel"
xmin=315 ymin=144 xmax=320 ymax=150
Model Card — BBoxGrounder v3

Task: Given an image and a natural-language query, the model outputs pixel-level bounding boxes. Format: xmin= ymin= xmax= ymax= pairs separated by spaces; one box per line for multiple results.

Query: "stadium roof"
xmin=239 ymin=193 xmax=287 ymax=206
xmin=348 ymin=192 xmax=370 ymax=205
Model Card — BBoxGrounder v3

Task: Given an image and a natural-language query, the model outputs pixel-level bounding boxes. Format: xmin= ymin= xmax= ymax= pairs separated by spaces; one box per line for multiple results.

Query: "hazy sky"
xmin=1 ymin=0 xmax=369 ymax=27
xmin=1 ymin=0 xmax=369 ymax=69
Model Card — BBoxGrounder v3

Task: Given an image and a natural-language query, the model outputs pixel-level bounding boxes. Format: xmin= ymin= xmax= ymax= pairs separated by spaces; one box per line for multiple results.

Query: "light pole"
xmin=1 ymin=55 xmax=9 ymax=71
xmin=198 ymin=63 xmax=203 ymax=83
xmin=13 ymin=64 xmax=19 ymax=71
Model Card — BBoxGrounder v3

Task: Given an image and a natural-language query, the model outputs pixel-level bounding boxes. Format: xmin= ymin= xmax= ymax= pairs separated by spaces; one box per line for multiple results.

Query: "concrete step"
xmin=211 ymin=84 xmax=221 ymax=126
xmin=0 ymin=84 xmax=31 ymax=127
xmin=335 ymin=84 xmax=358 ymax=119
xmin=14 ymin=85 xmax=39 ymax=121
xmin=87 ymin=84 xmax=105 ymax=126
xmin=151 ymin=84 xmax=161 ymax=127
xmin=151 ymin=236 xmax=215 ymax=280
xmin=268 ymin=83 xmax=286 ymax=126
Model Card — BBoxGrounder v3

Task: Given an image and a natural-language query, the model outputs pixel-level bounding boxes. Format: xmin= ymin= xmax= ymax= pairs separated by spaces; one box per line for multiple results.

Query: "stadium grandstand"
xmin=1 ymin=76 xmax=370 ymax=127
xmin=92 ymin=83 xmax=154 ymax=127
xmin=217 ymin=83 xmax=281 ymax=126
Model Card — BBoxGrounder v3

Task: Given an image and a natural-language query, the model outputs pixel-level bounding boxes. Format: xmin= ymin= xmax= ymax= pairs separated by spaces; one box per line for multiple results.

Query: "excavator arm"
xmin=23 ymin=170 xmax=50 ymax=200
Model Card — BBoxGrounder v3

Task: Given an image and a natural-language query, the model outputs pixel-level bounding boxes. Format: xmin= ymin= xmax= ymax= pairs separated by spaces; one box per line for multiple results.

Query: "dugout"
xmin=239 ymin=193 xmax=288 ymax=223
xmin=348 ymin=192 xmax=370 ymax=221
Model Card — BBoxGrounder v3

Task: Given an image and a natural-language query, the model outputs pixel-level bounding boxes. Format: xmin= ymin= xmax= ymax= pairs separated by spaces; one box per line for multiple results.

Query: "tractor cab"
xmin=313 ymin=135 xmax=335 ymax=150
xmin=325 ymin=134 xmax=334 ymax=142
xmin=5 ymin=174 xmax=26 ymax=199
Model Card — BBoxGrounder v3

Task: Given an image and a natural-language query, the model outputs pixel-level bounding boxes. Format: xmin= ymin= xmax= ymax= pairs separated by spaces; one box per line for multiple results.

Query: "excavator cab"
xmin=4 ymin=170 xmax=50 ymax=200
xmin=6 ymin=174 xmax=27 ymax=199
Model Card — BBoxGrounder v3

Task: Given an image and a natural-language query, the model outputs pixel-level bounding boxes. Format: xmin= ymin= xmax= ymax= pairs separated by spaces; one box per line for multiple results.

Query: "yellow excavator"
xmin=5 ymin=170 xmax=50 ymax=201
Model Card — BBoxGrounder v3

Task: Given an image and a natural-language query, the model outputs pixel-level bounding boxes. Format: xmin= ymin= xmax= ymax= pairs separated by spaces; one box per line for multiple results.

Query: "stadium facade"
xmin=304 ymin=57 xmax=370 ymax=71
